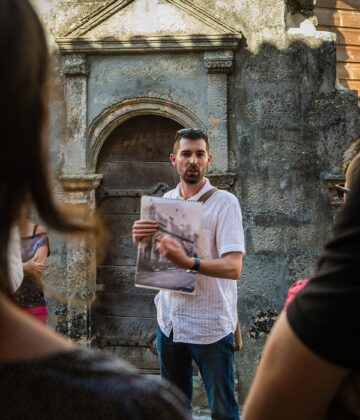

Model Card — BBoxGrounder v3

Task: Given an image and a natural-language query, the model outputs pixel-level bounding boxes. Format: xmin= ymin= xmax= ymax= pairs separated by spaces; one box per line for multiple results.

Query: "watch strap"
xmin=187 ymin=257 xmax=201 ymax=274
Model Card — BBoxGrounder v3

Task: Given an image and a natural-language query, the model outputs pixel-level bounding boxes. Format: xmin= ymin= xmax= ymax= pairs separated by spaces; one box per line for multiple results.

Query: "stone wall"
xmin=230 ymin=35 xmax=359 ymax=400
xmin=32 ymin=0 xmax=360 ymax=405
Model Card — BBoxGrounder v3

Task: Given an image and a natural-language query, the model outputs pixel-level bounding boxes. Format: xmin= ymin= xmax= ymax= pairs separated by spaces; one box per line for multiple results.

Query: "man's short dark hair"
xmin=173 ymin=128 xmax=209 ymax=154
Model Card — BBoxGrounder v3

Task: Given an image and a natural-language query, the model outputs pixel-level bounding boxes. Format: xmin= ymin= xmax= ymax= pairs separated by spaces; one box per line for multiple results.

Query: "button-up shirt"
xmin=155 ymin=178 xmax=245 ymax=344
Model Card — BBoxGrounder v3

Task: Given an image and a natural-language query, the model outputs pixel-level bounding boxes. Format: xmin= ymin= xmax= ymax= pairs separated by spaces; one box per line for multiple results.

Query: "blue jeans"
xmin=156 ymin=326 xmax=240 ymax=420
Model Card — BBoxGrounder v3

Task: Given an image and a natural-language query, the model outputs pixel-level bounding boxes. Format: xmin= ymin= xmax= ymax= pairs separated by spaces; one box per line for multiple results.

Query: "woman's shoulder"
xmin=67 ymin=349 xmax=190 ymax=418
xmin=5 ymin=348 xmax=191 ymax=419
xmin=35 ymin=224 xmax=46 ymax=234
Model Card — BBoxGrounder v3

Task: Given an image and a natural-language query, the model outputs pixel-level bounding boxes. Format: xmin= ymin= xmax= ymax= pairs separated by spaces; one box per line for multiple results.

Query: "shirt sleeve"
xmin=35 ymin=233 xmax=51 ymax=257
xmin=287 ymin=170 xmax=360 ymax=369
xmin=216 ymin=196 xmax=246 ymax=257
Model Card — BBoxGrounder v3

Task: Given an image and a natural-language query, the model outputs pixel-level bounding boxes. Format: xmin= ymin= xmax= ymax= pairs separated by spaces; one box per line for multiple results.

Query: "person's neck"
xmin=19 ymin=222 xmax=33 ymax=237
xmin=179 ymin=178 xmax=206 ymax=200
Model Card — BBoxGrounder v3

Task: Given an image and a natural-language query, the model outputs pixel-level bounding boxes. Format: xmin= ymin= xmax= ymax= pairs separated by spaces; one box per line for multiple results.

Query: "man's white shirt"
xmin=155 ymin=178 xmax=245 ymax=344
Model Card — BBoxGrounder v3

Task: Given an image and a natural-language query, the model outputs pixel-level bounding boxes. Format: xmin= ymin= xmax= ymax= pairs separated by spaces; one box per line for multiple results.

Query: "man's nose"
xmin=189 ymin=154 xmax=197 ymax=163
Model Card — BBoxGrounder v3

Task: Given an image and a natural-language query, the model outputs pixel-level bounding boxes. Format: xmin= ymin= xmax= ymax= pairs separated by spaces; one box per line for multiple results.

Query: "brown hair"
xmin=346 ymin=152 xmax=360 ymax=188
xmin=173 ymin=129 xmax=210 ymax=154
xmin=343 ymin=136 xmax=360 ymax=173
xmin=0 ymin=0 xmax=88 ymax=295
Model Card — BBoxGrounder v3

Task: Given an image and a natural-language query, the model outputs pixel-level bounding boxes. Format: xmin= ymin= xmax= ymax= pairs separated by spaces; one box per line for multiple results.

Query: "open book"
xmin=134 ymin=195 xmax=202 ymax=294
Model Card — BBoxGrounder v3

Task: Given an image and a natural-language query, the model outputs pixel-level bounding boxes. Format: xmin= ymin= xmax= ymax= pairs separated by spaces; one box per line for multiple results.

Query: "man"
xmin=132 ymin=128 xmax=245 ymax=420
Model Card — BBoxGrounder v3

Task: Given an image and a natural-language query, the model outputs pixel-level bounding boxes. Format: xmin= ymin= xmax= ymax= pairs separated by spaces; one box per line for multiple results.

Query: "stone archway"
xmin=94 ymin=114 xmax=182 ymax=372
xmin=87 ymin=97 xmax=205 ymax=172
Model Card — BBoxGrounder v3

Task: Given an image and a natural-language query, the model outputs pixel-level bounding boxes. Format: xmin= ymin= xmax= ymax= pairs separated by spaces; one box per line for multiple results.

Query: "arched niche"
xmin=87 ymin=97 xmax=205 ymax=172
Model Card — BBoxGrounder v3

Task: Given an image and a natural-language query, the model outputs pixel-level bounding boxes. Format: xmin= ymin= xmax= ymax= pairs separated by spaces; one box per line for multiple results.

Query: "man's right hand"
xmin=132 ymin=220 xmax=158 ymax=245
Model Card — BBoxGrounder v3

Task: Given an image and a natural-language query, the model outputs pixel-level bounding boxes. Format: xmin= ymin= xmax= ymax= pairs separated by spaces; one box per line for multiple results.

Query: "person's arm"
xmin=23 ymin=226 xmax=49 ymax=280
xmin=8 ymin=226 xmax=23 ymax=291
xmin=156 ymin=235 xmax=242 ymax=279
xmin=132 ymin=220 xmax=158 ymax=245
xmin=243 ymin=312 xmax=349 ymax=420
xmin=157 ymin=198 xmax=244 ymax=279
xmin=132 ymin=220 xmax=242 ymax=279
xmin=22 ymin=248 xmax=47 ymax=279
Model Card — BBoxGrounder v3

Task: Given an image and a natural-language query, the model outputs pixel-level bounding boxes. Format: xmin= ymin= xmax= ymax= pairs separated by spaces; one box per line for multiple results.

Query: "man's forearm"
xmin=195 ymin=254 xmax=242 ymax=279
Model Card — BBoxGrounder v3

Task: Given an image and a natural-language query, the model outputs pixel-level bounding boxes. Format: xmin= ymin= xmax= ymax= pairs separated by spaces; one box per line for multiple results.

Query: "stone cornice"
xmin=61 ymin=54 xmax=88 ymax=76
xmin=323 ymin=173 xmax=345 ymax=208
xmin=204 ymin=51 xmax=234 ymax=74
xmin=60 ymin=174 xmax=103 ymax=192
xmin=56 ymin=34 xmax=241 ymax=54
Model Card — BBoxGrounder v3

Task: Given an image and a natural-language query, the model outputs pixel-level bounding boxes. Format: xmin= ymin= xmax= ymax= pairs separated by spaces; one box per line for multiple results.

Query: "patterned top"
xmin=13 ymin=230 xmax=50 ymax=308
xmin=155 ymin=178 xmax=246 ymax=344
xmin=0 ymin=348 xmax=190 ymax=420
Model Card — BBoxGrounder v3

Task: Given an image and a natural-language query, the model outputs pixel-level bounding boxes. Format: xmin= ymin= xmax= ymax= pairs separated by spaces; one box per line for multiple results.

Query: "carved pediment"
xmin=57 ymin=0 xmax=241 ymax=53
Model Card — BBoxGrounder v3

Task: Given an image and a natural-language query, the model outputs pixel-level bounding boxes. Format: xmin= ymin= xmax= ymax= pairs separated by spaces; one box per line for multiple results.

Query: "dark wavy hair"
xmin=0 ymin=0 xmax=87 ymax=295
xmin=346 ymin=152 xmax=360 ymax=188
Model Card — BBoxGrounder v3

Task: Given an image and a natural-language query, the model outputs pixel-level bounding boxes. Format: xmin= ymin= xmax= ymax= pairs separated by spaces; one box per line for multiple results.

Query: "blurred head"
xmin=345 ymin=152 xmax=360 ymax=190
xmin=342 ymin=136 xmax=360 ymax=174
xmin=0 ymin=0 xmax=86 ymax=295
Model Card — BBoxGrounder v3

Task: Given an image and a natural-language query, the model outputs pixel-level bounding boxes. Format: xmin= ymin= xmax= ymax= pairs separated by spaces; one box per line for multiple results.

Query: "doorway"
xmin=94 ymin=115 xmax=182 ymax=372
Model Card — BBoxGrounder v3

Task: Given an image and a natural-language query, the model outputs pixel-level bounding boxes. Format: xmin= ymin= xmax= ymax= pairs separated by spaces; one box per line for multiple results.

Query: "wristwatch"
xmin=186 ymin=257 xmax=201 ymax=274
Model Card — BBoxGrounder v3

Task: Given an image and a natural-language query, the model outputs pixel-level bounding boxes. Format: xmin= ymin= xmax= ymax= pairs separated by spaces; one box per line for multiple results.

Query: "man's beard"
xmin=180 ymin=165 xmax=206 ymax=185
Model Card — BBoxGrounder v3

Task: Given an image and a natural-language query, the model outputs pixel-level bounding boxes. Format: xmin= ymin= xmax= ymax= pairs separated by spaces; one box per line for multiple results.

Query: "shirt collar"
xmin=174 ymin=178 xmax=212 ymax=201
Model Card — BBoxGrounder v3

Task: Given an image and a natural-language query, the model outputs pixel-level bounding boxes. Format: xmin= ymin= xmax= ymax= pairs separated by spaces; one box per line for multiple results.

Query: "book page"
xmin=135 ymin=195 xmax=202 ymax=294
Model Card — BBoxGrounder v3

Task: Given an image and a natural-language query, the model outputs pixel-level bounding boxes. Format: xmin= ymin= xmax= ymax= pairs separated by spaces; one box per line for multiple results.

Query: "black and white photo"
xmin=135 ymin=195 xmax=202 ymax=293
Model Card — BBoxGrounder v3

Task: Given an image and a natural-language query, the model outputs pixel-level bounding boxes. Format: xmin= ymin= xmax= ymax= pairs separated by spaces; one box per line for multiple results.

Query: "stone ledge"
xmin=323 ymin=173 xmax=345 ymax=208
xmin=61 ymin=53 xmax=88 ymax=76
xmin=208 ymin=172 xmax=236 ymax=191
xmin=56 ymin=35 xmax=241 ymax=54
xmin=204 ymin=51 xmax=234 ymax=74
xmin=60 ymin=174 xmax=103 ymax=192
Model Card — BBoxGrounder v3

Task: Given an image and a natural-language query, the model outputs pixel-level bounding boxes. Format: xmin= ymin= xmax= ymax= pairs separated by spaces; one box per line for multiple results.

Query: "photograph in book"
xmin=135 ymin=195 xmax=202 ymax=294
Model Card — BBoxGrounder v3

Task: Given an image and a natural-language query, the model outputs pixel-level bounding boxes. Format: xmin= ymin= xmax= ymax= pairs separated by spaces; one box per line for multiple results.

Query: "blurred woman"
xmin=13 ymin=221 xmax=50 ymax=324
xmin=0 ymin=1 xmax=190 ymax=419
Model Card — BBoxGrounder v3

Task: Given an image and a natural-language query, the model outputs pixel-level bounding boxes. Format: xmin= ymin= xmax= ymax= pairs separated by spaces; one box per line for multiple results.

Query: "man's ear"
xmin=170 ymin=153 xmax=176 ymax=167
xmin=208 ymin=152 xmax=213 ymax=165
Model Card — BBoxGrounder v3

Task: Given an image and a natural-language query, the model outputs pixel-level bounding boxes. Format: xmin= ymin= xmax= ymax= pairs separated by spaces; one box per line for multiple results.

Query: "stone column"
xmin=61 ymin=54 xmax=88 ymax=172
xmin=59 ymin=174 xmax=102 ymax=344
xmin=204 ymin=50 xmax=234 ymax=174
